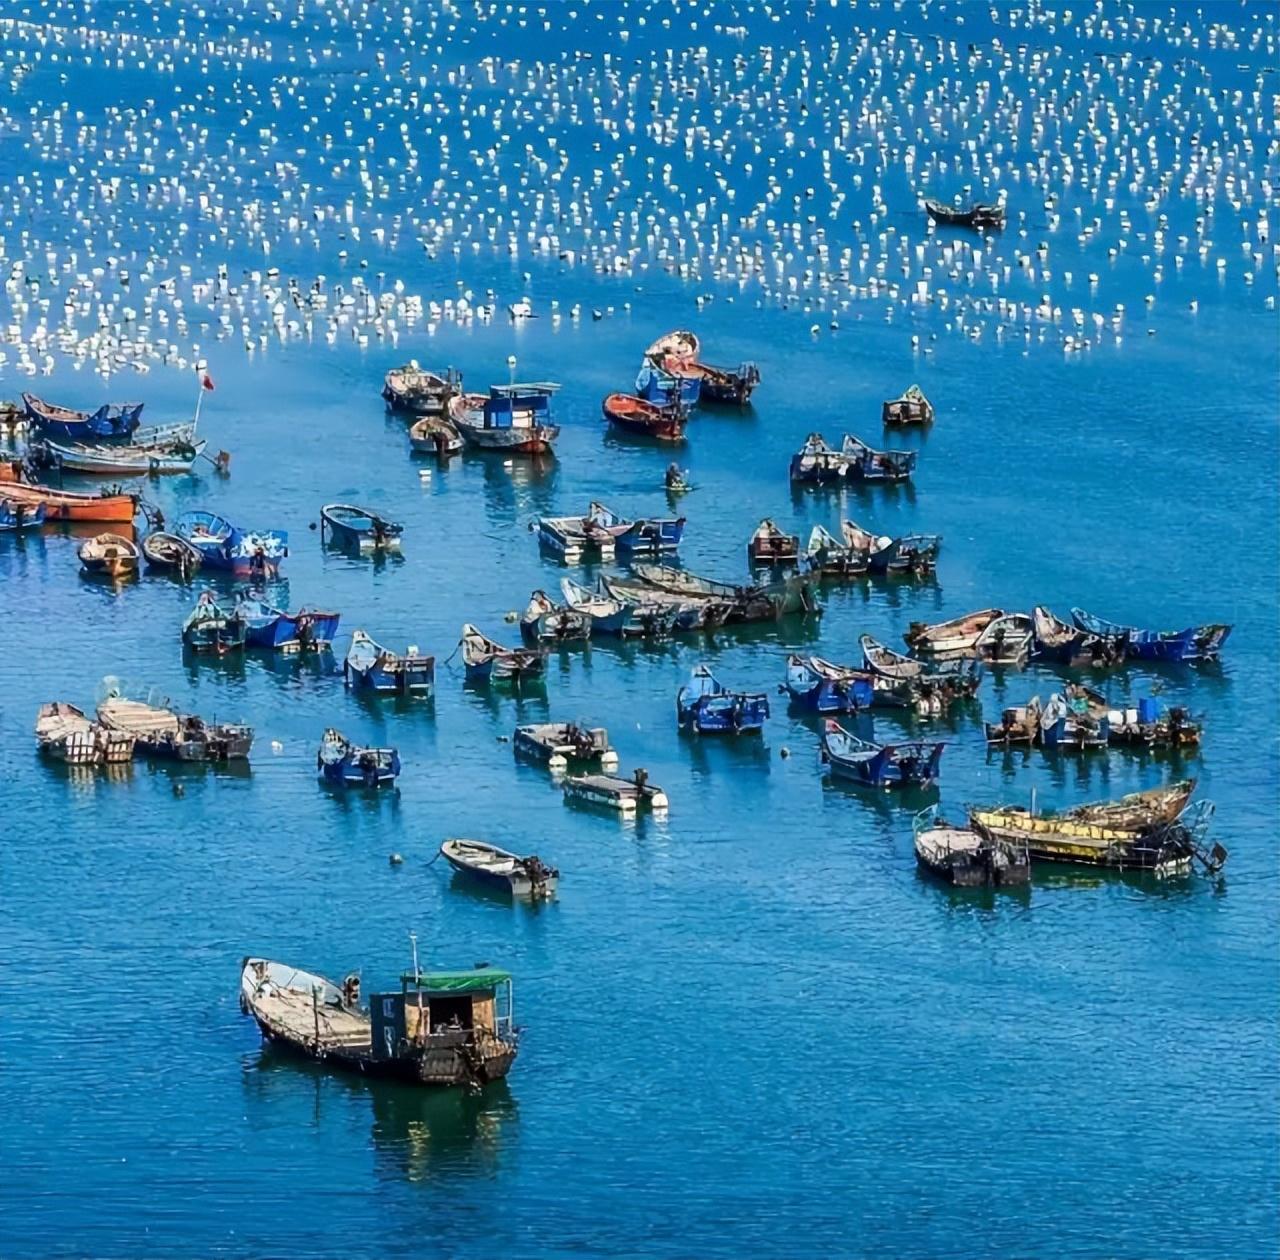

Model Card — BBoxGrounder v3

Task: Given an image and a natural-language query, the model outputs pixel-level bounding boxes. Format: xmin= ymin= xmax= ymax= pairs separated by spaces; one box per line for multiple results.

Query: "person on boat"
xmin=665 ymin=462 xmax=687 ymax=490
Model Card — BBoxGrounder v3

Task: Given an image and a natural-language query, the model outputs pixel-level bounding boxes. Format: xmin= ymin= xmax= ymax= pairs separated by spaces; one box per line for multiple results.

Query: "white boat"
xmin=440 ymin=838 xmax=559 ymax=896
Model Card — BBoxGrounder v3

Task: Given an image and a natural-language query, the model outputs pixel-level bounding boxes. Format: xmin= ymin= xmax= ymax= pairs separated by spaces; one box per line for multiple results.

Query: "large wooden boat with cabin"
xmin=240 ymin=955 xmax=518 ymax=1087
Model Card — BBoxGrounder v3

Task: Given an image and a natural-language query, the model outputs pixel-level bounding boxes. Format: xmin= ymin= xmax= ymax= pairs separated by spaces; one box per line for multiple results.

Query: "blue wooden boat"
xmin=448 ymin=384 xmax=561 ymax=453
xmin=840 ymin=520 xmax=940 ymax=575
xmin=840 ymin=435 xmax=916 ymax=483
xmin=1031 ymin=606 xmax=1124 ymax=666
xmin=460 ymin=623 xmax=544 ymax=685
xmin=175 ymin=510 xmax=288 ymax=578
xmin=0 ymin=499 xmax=45 ymax=530
xmin=1070 ymin=608 xmax=1231 ymax=663
xmin=181 ymin=591 xmax=246 ymax=654
xmin=789 ymin=432 xmax=847 ymax=484
xmin=537 ymin=512 xmax=618 ymax=563
xmin=344 ymin=629 xmax=434 ymax=694
xmin=560 ymin=577 xmax=680 ymax=637
xmin=236 ymin=594 xmax=340 ymax=651
xmin=676 ymin=665 xmax=770 ymax=734
xmin=317 ymin=727 xmax=400 ymax=788
xmin=320 ymin=503 xmax=403 ymax=553
xmin=21 ymin=391 xmax=143 ymax=442
xmin=821 ymin=720 xmax=945 ymax=789
xmin=635 ymin=360 xmax=701 ymax=407
xmin=785 ymin=654 xmax=877 ymax=713
xmin=520 ymin=590 xmax=591 ymax=643
xmin=586 ymin=501 xmax=685 ymax=554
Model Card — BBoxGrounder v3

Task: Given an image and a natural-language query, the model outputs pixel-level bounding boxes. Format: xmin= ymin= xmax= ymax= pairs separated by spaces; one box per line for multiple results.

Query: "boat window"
xmin=428 ymin=994 xmax=474 ymax=1032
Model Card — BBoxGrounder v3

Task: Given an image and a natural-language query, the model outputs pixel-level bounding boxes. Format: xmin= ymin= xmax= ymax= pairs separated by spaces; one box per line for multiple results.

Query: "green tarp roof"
xmin=400 ymin=969 xmax=511 ymax=993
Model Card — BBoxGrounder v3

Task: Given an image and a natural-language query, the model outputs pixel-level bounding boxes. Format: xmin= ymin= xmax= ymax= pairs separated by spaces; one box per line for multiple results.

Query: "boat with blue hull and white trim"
xmin=784 ymin=655 xmax=887 ymax=713
xmin=560 ymin=577 xmax=680 ymax=638
xmin=320 ymin=503 xmax=403 ymax=553
xmin=344 ymin=630 xmax=434 ymax=694
xmin=821 ymin=720 xmax=945 ymax=789
xmin=21 ymin=391 xmax=143 ymax=442
xmin=677 ymin=665 xmax=770 ymax=734
xmin=635 ymin=359 xmax=701 ymax=407
xmin=317 ymin=727 xmax=400 ymax=788
xmin=175 ymin=510 xmax=288 ymax=579
xmin=1070 ymin=608 xmax=1231 ymax=663
xmin=0 ymin=499 xmax=45 ymax=531
xmin=586 ymin=501 xmax=685 ymax=555
xmin=460 ymin=624 xmax=545 ymax=685
xmin=235 ymin=595 xmax=340 ymax=651
xmin=448 ymin=383 xmax=561 ymax=454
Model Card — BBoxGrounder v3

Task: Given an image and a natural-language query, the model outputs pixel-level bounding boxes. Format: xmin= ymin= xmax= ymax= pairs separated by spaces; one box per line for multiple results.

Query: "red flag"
xmin=201 ymin=372 xmax=215 ymax=392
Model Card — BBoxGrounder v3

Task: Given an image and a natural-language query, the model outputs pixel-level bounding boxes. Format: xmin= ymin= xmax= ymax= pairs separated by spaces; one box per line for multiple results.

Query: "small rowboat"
xmin=344 ymin=629 xmax=434 ymax=694
xmin=460 ymin=624 xmax=544 ymax=685
xmin=235 ymin=595 xmax=340 ymax=651
xmin=35 ymin=702 xmax=135 ymax=765
xmin=317 ymin=727 xmax=400 ymax=788
xmin=519 ymin=590 xmax=591 ymax=644
xmin=913 ymin=807 xmax=1030 ymax=888
xmin=34 ymin=436 xmax=207 ymax=475
xmin=1031 ymin=606 xmax=1123 ymax=667
xmin=0 ymin=499 xmax=45 ymax=530
xmin=676 ymin=665 xmax=769 ymax=734
xmin=408 ymin=415 xmax=463 ymax=456
xmin=973 ymin=613 xmax=1034 ymax=666
xmin=587 ymin=501 xmax=685 ymax=555
xmin=181 ymin=591 xmax=247 ymax=654
xmin=840 ymin=520 xmax=940 ymax=575
xmin=784 ymin=655 xmax=877 ymax=713
xmin=882 ymin=384 xmax=934 ymax=426
xmin=321 ymin=503 xmax=403 ymax=552
xmin=0 ymin=480 xmax=137 ymax=523
xmin=514 ymin=722 xmax=617 ymax=771
xmin=441 ymin=839 xmax=559 ymax=897
xmin=78 ymin=532 xmax=140 ymax=578
xmin=602 ymin=393 xmax=687 ymax=441
xmin=789 ymin=432 xmax=848 ymax=483
xmin=560 ymin=576 xmax=680 ymax=638
xmin=860 ymin=635 xmax=983 ymax=700
xmin=747 ymin=518 xmax=799 ymax=567
xmin=382 ymin=362 xmax=459 ymax=416
xmin=563 ymin=769 xmax=669 ymax=815
xmin=841 ymin=434 xmax=916 ymax=483
xmin=905 ymin=609 xmax=1004 ymax=657
xmin=142 ymin=532 xmax=202 ymax=578
xmin=821 ymin=720 xmax=945 ymax=789
xmin=924 ymin=199 xmax=1006 ymax=230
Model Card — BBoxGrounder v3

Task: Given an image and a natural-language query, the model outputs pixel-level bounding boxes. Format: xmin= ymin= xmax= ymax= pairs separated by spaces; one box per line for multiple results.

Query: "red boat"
xmin=602 ymin=393 xmax=687 ymax=442
xmin=0 ymin=461 xmax=138 ymax=523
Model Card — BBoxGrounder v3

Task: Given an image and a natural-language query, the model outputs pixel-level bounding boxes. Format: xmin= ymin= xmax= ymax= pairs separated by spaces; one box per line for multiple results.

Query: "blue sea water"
xmin=0 ymin=2 xmax=1277 ymax=1257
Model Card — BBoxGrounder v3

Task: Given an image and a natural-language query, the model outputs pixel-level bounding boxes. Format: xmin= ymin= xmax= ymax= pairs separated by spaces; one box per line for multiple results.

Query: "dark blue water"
xmin=1 ymin=3 xmax=1277 ymax=1257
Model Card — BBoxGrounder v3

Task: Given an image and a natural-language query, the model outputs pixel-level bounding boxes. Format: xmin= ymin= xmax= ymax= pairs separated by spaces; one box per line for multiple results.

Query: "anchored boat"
xmin=317 ymin=728 xmax=401 ymax=788
xmin=181 ymin=591 xmax=247 ymax=654
xmin=789 ymin=432 xmax=848 ymax=483
xmin=382 ymin=362 xmax=459 ymax=416
xmin=1070 ymin=608 xmax=1231 ymax=663
xmin=21 ymin=391 xmax=143 ymax=442
xmin=974 ymin=613 xmax=1034 ymax=666
xmin=35 ymin=702 xmax=135 ymax=765
xmin=408 ymin=415 xmax=463 ymax=456
xmin=559 ymin=576 xmax=681 ymax=638
xmin=924 ymin=199 xmax=1006 ymax=230
xmin=235 ymin=595 xmax=340 ymax=651
xmin=861 ymin=635 xmax=983 ymax=701
xmin=841 ymin=434 xmax=917 ymax=483
xmin=97 ymin=689 xmax=253 ymax=761
xmin=1031 ymin=606 xmax=1123 ymax=667
xmin=747 ymin=518 xmax=799 ymax=567
xmin=460 ymin=624 xmax=544 ymax=685
xmin=514 ymin=722 xmax=617 ymax=771
xmin=175 ymin=510 xmax=287 ymax=579
xmin=785 ymin=655 xmax=878 ymax=713
xmin=33 ymin=435 xmax=207 ymax=476
xmin=0 ymin=498 xmax=46 ymax=530
xmin=602 ymin=393 xmax=687 ymax=442
xmin=519 ymin=590 xmax=592 ymax=644
xmin=321 ymin=503 xmax=404 ymax=553
xmin=563 ymin=768 xmax=669 ymax=815
xmin=882 ymin=384 xmax=934 ymax=426
xmin=677 ymin=665 xmax=770 ymax=734
xmin=821 ymin=720 xmax=945 ymax=789
xmin=142 ymin=532 xmax=202 ymax=578
xmin=448 ymin=383 xmax=561 ymax=454
xmin=913 ymin=806 xmax=1030 ymax=887
xmin=344 ymin=630 xmax=434 ymax=694
xmin=78 ymin=532 xmax=140 ymax=579
xmin=441 ymin=839 xmax=559 ymax=898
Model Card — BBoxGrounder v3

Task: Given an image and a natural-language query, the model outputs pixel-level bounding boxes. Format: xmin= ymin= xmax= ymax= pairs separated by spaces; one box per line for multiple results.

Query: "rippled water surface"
xmin=1 ymin=2 xmax=1277 ymax=1257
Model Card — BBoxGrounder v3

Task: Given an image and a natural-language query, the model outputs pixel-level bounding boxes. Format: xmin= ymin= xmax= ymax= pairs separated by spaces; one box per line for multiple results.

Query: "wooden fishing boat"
xmin=181 ymin=591 xmax=247 ymax=654
xmin=97 ymin=691 xmax=253 ymax=761
xmin=680 ymin=359 xmax=761 ymax=406
xmin=676 ymin=665 xmax=769 ymax=734
xmin=601 ymin=393 xmax=687 ymax=441
xmin=317 ymin=727 xmax=400 ymax=788
xmin=821 ymin=720 xmax=945 ymax=789
xmin=0 ymin=499 xmax=45 ymax=530
xmin=408 ymin=415 xmax=463 ymax=456
xmin=142 ymin=531 xmax=202 ymax=578
xmin=78 ymin=531 xmax=140 ymax=578
xmin=882 ymin=384 xmax=934 ymax=426
xmin=33 ymin=436 xmax=207 ymax=476
xmin=382 ymin=362 xmax=459 ymax=416
xmin=460 ymin=624 xmax=544 ymax=685
xmin=176 ymin=510 xmax=288 ymax=579
xmin=644 ymin=330 xmax=700 ymax=362
xmin=629 ymin=563 xmax=822 ymax=621
xmin=441 ymin=839 xmax=559 ymax=897
xmin=22 ymin=391 xmax=143 ymax=442
xmin=804 ymin=525 xmax=871 ymax=578
xmin=563 ymin=768 xmax=668 ymax=815
xmin=514 ymin=722 xmax=617 ymax=771
xmin=784 ymin=655 xmax=877 ymax=713
xmin=1072 ymin=687 xmax=1202 ymax=750
xmin=0 ymin=475 xmax=138 ymax=524
xmin=840 ymin=519 xmax=940 ymax=575
xmin=913 ymin=806 xmax=1030 ymax=887
xmin=840 ymin=434 xmax=916 ymax=483
xmin=860 ymin=635 xmax=983 ymax=699
xmin=448 ymin=383 xmax=560 ymax=454
xmin=747 ymin=518 xmax=799 ymax=567
xmin=970 ymin=784 xmax=1224 ymax=875
xmin=537 ymin=512 xmax=618 ymax=563
xmin=34 ymin=702 xmax=135 ymax=765
xmin=984 ymin=693 xmax=1108 ymax=750
xmin=789 ymin=432 xmax=848 ymax=483
xmin=344 ymin=630 xmax=434 ymax=694
xmin=321 ymin=503 xmax=403 ymax=553
xmin=601 ymin=573 xmax=729 ymax=631
xmin=239 ymin=956 xmax=519 ymax=1087
xmin=905 ymin=608 xmax=1004 ymax=657
xmin=974 ymin=613 xmax=1034 ymax=666
xmin=924 ymin=199 xmax=1006 ymax=230
xmin=587 ymin=501 xmax=685 ymax=554
xmin=234 ymin=596 xmax=340 ymax=651
xmin=1070 ymin=608 xmax=1231 ymax=663
xmin=519 ymin=590 xmax=591 ymax=644
xmin=559 ymin=576 xmax=680 ymax=638
xmin=1031 ymin=606 xmax=1124 ymax=667
xmin=635 ymin=359 xmax=701 ymax=407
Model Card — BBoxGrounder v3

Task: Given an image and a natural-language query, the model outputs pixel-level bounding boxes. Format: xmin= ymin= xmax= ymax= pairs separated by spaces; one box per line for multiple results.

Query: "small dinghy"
xmin=382 ymin=362 xmax=459 ymax=416
xmin=408 ymin=415 xmax=463 ymax=456
xmin=441 ymin=839 xmax=559 ymax=897
xmin=142 ymin=531 xmax=202 ymax=578
xmin=344 ymin=630 xmax=434 ymax=694
xmin=784 ymin=655 xmax=877 ymax=713
xmin=235 ymin=595 xmax=340 ymax=651
xmin=0 ymin=498 xmax=45 ymax=530
xmin=789 ymin=432 xmax=848 ymax=483
xmin=913 ymin=806 xmax=1030 ymax=888
xmin=860 ymin=635 xmax=983 ymax=699
xmin=586 ymin=501 xmax=685 ymax=555
xmin=840 ymin=434 xmax=917 ymax=483
xmin=514 ymin=722 xmax=617 ymax=771
xmin=905 ymin=608 xmax=1004 ymax=657
xmin=35 ymin=701 xmax=135 ymax=765
xmin=560 ymin=576 xmax=680 ymax=638
xmin=563 ymin=768 xmax=669 ymax=815
xmin=176 ymin=510 xmax=287 ymax=578
xmin=317 ymin=727 xmax=400 ymax=788
xmin=460 ymin=624 xmax=544 ymax=685
xmin=519 ymin=590 xmax=591 ymax=644
xmin=1031 ymin=606 xmax=1123 ymax=667
xmin=321 ymin=503 xmax=404 ymax=553
xmin=239 ymin=956 xmax=519 ymax=1087
xmin=602 ymin=392 xmax=687 ymax=442
xmin=78 ymin=531 xmax=140 ymax=579
xmin=537 ymin=511 xmax=619 ymax=563
xmin=882 ymin=384 xmax=934 ymax=426
xmin=821 ymin=720 xmax=945 ymax=789
xmin=1070 ymin=608 xmax=1231 ymax=663
xmin=747 ymin=518 xmax=799 ymax=567
xmin=841 ymin=519 xmax=940 ymax=575
xmin=97 ymin=689 xmax=252 ymax=761
xmin=974 ymin=613 xmax=1034 ymax=666
xmin=924 ymin=199 xmax=1006 ymax=230
xmin=677 ymin=665 xmax=770 ymax=734
xmin=181 ymin=591 xmax=247 ymax=654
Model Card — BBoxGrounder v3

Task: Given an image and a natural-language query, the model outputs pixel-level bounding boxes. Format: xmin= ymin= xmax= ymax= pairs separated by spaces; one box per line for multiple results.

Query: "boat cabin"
xmin=483 ymin=383 xmax=560 ymax=432
xmin=370 ymin=968 xmax=514 ymax=1059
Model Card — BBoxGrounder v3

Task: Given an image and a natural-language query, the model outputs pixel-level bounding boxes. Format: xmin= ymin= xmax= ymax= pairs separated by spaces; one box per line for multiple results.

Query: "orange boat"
xmin=0 ymin=464 xmax=138 ymax=524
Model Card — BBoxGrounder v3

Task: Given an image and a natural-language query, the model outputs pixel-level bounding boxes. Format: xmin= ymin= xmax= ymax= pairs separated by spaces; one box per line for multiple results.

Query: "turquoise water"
xmin=1 ymin=3 xmax=1277 ymax=1257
